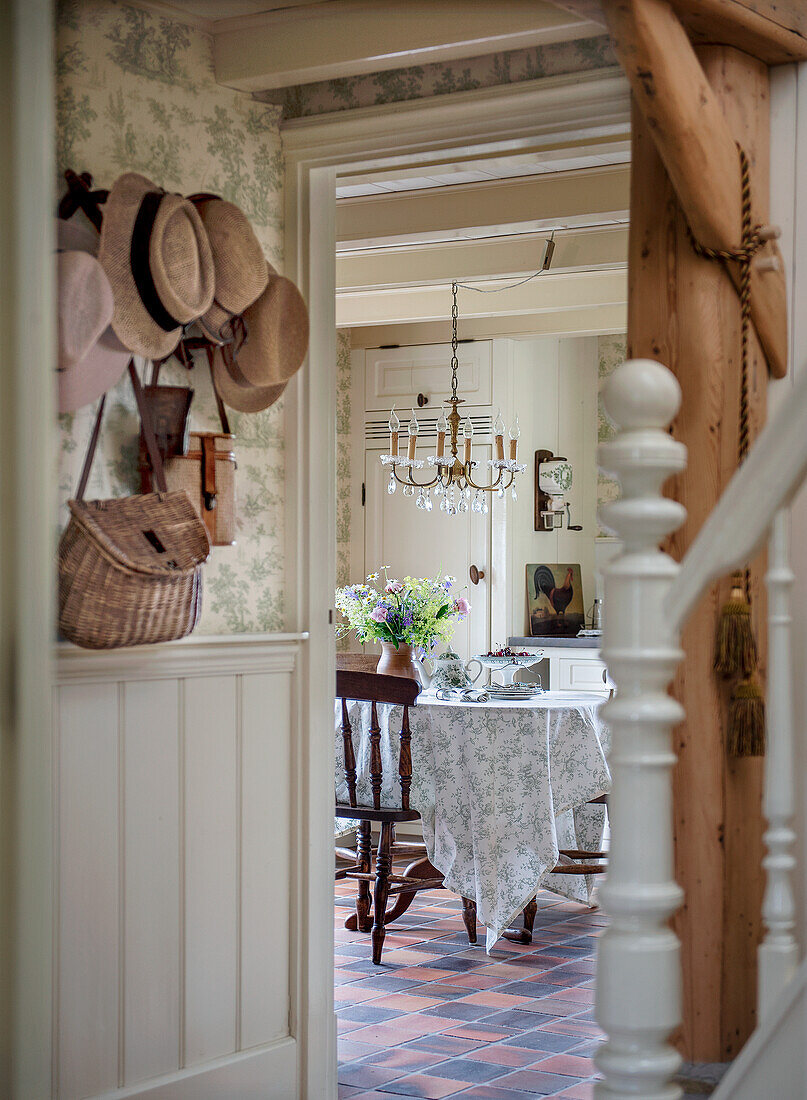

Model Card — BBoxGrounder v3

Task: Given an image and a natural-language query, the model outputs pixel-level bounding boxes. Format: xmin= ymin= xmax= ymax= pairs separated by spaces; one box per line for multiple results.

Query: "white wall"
xmin=502 ymin=336 xmax=600 ymax=639
xmin=52 ymin=636 xmax=301 ymax=1099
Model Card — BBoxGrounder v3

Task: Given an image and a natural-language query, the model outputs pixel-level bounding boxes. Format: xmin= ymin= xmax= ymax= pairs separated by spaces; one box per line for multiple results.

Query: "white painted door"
xmin=364 ymin=445 xmax=491 ymax=660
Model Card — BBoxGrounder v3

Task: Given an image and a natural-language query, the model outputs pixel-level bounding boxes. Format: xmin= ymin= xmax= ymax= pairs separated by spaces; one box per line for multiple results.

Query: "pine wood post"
xmin=625 ymin=46 xmax=767 ymax=1061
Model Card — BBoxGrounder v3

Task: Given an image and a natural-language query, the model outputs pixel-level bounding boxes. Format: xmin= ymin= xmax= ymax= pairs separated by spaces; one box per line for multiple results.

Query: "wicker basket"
xmin=59 ymin=492 xmax=210 ymax=649
xmin=58 ymin=361 xmax=211 ymax=650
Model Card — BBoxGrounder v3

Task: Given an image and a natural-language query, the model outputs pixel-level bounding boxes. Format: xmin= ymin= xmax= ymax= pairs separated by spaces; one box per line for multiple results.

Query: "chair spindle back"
xmin=336 ymin=670 xmax=420 ymax=812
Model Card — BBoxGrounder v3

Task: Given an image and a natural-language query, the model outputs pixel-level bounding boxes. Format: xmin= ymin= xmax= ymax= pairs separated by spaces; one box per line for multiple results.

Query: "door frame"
xmin=280 ymin=67 xmax=630 ymax=1097
xmin=1 ymin=0 xmax=56 ymax=1095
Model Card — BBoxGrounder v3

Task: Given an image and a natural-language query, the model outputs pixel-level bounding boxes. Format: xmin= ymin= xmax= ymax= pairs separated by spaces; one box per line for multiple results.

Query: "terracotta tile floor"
xmin=335 ymin=875 xmax=607 ymax=1098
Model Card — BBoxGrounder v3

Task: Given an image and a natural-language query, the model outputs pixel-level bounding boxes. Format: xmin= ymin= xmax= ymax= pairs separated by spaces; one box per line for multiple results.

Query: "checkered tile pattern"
xmin=335 ymin=876 xmax=605 ymax=1098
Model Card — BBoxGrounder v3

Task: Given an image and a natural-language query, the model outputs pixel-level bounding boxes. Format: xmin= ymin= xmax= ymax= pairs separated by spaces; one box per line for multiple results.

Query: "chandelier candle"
xmin=494 ymin=410 xmax=505 ymax=462
xmin=437 ymin=409 xmax=447 ymax=458
xmin=463 ymin=418 xmax=473 ymax=463
xmin=389 ymin=407 xmax=400 ymax=457
xmin=509 ymin=416 xmax=520 ymax=461
xmin=380 ymin=281 xmax=525 ymax=515
xmin=407 ymin=410 xmax=419 ymax=461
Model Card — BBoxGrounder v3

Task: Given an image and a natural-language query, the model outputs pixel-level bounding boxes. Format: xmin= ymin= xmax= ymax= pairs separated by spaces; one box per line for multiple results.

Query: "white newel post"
xmin=595 ymin=360 xmax=688 ymax=1100
xmin=758 ymin=507 xmax=798 ymax=1019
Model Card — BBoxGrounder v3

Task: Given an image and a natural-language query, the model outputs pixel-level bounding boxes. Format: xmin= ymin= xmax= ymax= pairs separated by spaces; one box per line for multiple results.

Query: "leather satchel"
xmin=139 ymin=346 xmax=237 ymax=546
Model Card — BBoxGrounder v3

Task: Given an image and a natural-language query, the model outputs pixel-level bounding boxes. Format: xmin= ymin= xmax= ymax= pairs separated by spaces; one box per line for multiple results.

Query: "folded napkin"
xmin=435 ymin=687 xmax=490 ymax=703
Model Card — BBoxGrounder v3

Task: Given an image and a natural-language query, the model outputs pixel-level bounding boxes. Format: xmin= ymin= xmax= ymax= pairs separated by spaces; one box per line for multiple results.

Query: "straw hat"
xmin=56 ymin=219 xmax=131 ymax=414
xmin=98 ymin=172 xmax=215 ymax=360
xmin=228 ymin=263 xmax=309 ymax=387
xmin=190 ymin=195 xmax=269 ymax=344
xmin=210 ymin=262 xmax=308 ymax=413
xmin=212 ymin=343 xmax=288 ymax=414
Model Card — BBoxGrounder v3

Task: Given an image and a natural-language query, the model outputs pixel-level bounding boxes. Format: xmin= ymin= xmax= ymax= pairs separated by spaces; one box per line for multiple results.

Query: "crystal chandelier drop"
xmin=380 ymin=282 xmax=525 ymax=516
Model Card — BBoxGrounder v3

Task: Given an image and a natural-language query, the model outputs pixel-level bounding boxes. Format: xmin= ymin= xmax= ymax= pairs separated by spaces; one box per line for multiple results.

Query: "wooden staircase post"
xmin=596 ymin=358 xmax=688 ymax=1100
xmin=759 ymin=509 xmax=798 ymax=1018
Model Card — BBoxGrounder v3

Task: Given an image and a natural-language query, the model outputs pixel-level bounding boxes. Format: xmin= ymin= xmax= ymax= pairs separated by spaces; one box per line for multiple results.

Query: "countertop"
xmin=507 ymin=636 xmax=603 ymax=649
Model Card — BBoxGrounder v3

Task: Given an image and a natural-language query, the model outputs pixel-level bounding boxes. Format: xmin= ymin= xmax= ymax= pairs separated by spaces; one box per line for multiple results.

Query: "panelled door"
xmin=364 ymin=444 xmax=491 ymax=661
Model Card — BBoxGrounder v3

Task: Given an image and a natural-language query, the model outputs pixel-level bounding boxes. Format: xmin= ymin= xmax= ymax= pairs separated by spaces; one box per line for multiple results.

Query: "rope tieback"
xmin=687 ymin=144 xmax=766 ymax=758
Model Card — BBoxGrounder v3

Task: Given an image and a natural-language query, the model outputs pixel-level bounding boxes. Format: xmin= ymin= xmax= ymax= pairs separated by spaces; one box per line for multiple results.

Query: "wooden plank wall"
xmin=53 ymin=642 xmax=299 ymax=1099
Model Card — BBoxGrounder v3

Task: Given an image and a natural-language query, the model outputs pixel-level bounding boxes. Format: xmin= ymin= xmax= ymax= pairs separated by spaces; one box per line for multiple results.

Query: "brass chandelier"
xmin=381 ymin=281 xmax=525 ymax=515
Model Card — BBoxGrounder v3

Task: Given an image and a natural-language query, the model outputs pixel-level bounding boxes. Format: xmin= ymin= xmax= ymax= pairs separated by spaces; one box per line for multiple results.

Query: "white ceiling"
xmin=146 ymin=0 xmax=328 ymax=18
xmin=335 ymin=140 xmax=630 ymax=200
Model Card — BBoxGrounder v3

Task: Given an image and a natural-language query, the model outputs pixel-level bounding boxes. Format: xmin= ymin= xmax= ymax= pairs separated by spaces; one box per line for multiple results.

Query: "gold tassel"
xmin=714 ymin=572 xmax=757 ymax=677
xmin=727 ymin=676 xmax=766 ymax=757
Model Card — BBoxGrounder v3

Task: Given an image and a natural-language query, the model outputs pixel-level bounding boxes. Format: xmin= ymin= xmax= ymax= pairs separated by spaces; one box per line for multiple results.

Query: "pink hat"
xmin=56 ymin=219 xmax=131 ymax=413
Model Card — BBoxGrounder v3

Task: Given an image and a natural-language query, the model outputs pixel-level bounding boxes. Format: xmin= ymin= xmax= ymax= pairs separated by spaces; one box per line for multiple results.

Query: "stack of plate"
xmin=487 ymin=682 xmax=543 ymax=700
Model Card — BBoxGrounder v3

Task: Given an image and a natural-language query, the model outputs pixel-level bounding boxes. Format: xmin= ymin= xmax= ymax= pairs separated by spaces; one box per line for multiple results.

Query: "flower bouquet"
xmin=335 ymin=567 xmax=470 ymax=678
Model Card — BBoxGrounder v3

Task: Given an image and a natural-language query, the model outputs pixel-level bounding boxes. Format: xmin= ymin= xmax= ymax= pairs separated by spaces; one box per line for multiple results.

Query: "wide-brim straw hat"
xmin=98 ymin=172 xmax=215 ymax=360
xmin=56 ymin=218 xmax=131 ymax=414
xmin=227 ymin=262 xmax=309 ymax=388
xmin=212 ymin=344 xmax=288 ymax=414
xmin=57 ymin=251 xmax=113 ymax=372
xmin=190 ymin=195 xmax=269 ymax=345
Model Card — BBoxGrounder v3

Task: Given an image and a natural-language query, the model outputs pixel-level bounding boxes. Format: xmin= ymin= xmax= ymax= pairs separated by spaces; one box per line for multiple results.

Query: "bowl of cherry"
xmin=474 ymin=647 xmax=542 ymax=686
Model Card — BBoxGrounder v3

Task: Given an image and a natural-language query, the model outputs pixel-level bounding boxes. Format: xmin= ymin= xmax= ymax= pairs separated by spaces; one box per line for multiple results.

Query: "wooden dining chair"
xmin=504 ymin=794 xmax=609 ymax=944
xmin=335 ymin=668 xmax=477 ymax=964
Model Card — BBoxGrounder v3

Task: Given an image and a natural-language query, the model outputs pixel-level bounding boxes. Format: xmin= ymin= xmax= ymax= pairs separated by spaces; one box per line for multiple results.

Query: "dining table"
xmin=334 ymin=686 xmax=610 ymax=951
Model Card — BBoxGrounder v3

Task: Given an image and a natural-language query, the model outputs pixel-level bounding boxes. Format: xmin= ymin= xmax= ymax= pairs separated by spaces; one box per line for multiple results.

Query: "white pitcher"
xmin=413 ymin=651 xmax=483 ymax=691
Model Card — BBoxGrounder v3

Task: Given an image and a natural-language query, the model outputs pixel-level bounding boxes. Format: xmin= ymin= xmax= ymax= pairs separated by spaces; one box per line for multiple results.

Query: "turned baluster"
xmin=399 ymin=704 xmax=412 ymax=811
xmin=341 ymin=697 xmax=357 ymax=808
xmin=369 ymin=700 xmax=382 ymax=811
xmin=595 ymin=359 xmax=687 ymax=1100
xmin=758 ymin=508 xmax=798 ymax=1018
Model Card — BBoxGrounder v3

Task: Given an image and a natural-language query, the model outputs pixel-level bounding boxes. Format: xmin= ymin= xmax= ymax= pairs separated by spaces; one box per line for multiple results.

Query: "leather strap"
xmin=76 ymin=394 xmax=107 ymax=500
xmin=76 ymin=361 xmax=169 ymax=498
xmin=205 ymin=344 xmax=232 ymax=435
xmin=201 ymin=435 xmax=218 ymax=520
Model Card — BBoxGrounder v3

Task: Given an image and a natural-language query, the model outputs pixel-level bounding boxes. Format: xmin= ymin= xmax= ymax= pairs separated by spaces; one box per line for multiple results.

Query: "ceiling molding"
xmin=210 ymin=0 xmax=601 ymax=92
xmin=335 ymin=163 xmax=630 ymax=247
xmin=336 ymin=224 xmax=628 ymax=291
xmin=336 ymin=267 xmax=627 ymax=327
xmin=347 ymin=307 xmax=627 ymax=347
xmin=281 ymin=68 xmax=630 ymax=173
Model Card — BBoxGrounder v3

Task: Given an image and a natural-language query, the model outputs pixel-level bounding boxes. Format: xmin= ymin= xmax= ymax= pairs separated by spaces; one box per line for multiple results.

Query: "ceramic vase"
xmin=376 ymin=641 xmax=418 ymax=679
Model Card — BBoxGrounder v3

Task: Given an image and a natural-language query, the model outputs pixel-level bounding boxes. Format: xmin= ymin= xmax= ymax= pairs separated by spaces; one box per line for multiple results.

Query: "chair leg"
xmin=372 ymin=822 xmax=394 ymax=965
xmin=503 ymin=895 xmax=538 ymax=945
xmin=522 ymin=896 xmax=538 ymax=943
xmin=355 ymin=821 xmax=373 ymax=933
xmin=461 ymin=896 xmax=478 ymax=944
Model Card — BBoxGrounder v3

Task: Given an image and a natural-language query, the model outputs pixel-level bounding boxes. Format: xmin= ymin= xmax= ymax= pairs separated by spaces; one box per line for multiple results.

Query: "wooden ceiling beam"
xmin=601 ymin=0 xmax=787 ymax=377
xmin=550 ymin=0 xmax=807 ymax=61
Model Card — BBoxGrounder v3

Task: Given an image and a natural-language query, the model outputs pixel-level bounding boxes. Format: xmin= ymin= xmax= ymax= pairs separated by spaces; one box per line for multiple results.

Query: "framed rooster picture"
xmin=526 ymin=563 xmax=585 ymax=638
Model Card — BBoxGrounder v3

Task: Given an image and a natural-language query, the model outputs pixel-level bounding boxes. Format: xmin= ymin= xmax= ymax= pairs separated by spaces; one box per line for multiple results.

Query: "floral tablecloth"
xmin=335 ymin=689 xmax=610 ymax=951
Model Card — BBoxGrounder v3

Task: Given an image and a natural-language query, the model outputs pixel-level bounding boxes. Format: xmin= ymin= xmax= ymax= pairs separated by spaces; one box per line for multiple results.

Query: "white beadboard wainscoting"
xmin=53 ymin=634 xmax=307 ymax=1099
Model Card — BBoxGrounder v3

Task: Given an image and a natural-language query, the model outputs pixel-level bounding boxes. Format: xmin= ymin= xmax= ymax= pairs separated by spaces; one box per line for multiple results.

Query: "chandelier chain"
xmin=450 ymin=281 xmax=459 ymax=403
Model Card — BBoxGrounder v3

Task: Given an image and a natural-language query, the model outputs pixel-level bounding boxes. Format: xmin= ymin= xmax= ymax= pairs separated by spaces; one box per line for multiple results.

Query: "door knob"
xmin=469 ymin=565 xmax=485 ymax=585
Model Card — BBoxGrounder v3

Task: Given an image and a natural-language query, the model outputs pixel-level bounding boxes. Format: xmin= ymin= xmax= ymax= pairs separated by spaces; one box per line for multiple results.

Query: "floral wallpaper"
xmin=266 ymin=35 xmax=615 ymax=119
xmin=56 ymin=0 xmax=286 ymax=634
xmin=597 ymin=334 xmax=626 ymax=534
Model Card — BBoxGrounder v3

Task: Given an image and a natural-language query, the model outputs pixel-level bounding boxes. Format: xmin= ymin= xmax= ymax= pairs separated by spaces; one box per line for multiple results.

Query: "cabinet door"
xmin=556 ymin=656 xmax=610 ymax=693
xmin=364 ymin=342 xmax=492 ymax=413
xmin=364 ymin=446 xmax=491 ymax=660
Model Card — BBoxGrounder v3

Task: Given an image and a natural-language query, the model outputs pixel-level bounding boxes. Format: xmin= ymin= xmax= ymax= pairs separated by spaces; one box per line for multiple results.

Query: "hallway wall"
xmin=56 ymin=0 xmax=287 ymax=633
